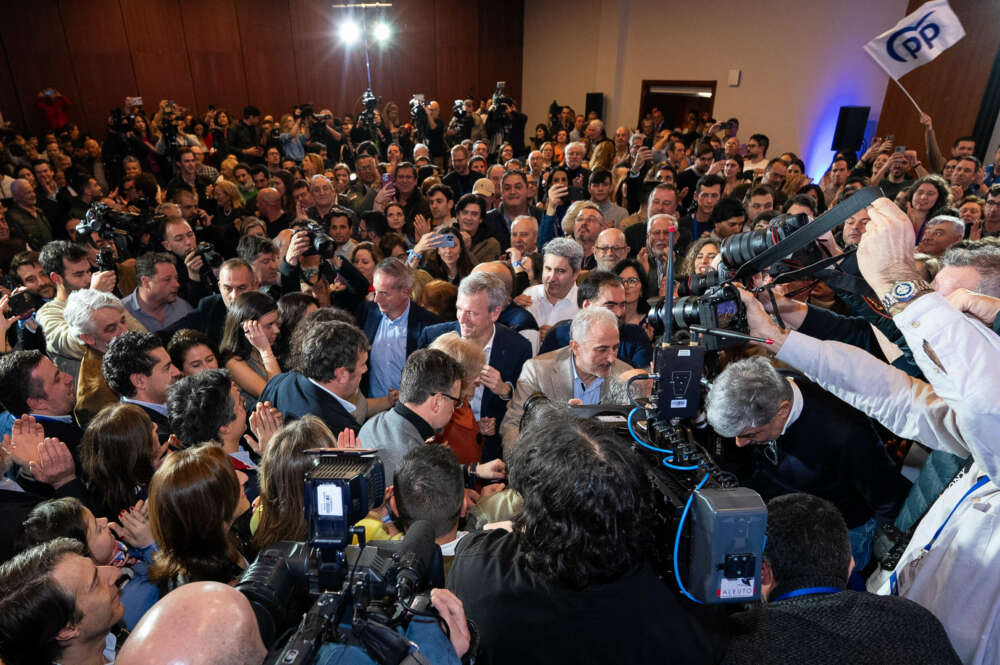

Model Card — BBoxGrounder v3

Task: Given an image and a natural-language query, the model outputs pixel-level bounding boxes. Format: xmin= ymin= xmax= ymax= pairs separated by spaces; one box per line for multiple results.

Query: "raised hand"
xmin=30 ymin=437 xmax=76 ymax=488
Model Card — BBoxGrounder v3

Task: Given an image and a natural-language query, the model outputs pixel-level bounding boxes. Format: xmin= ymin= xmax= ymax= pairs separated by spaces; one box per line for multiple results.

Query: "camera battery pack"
xmin=688 ymin=487 xmax=766 ymax=603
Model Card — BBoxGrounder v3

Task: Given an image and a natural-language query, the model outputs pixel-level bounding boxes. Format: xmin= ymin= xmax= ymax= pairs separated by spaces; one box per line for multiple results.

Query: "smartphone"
xmin=381 ymin=173 xmax=395 ymax=187
xmin=440 ymin=234 xmax=456 ymax=248
xmin=8 ymin=291 xmax=35 ymax=317
xmin=567 ymin=186 xmax=586 ymax=202
xmin=895 ymin=146 xmax=906 ymax=153
xmin=886 ymin=134 xmax=895 ymax=142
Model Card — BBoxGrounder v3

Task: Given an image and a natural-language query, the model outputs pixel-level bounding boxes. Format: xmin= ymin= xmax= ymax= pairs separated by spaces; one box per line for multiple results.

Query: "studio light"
xmin=372 ymin=21 xmax=391 ymax=43
xmin=338 ymin=19 xmax=361 ymax=45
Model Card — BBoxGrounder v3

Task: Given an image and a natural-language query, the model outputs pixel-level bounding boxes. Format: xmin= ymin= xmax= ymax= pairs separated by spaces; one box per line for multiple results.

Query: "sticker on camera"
xmin=718 ymin=577 xmax=755 ymax=599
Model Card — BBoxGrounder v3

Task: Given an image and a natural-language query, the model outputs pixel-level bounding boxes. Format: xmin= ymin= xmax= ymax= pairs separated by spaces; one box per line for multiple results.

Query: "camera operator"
xmin=705 ymin=355 xmax=908 ymax=570
xmin=736 ymin=197 xmax=1000 ymax=663
xmin=308 ymin=106 xmax=343 ymax=163
xmin=159 ymin=215 xmax=212 ymax=306
xmin=721 ymin=494 xmax=960 ymax=665
xmin=448 ymin=414 xmax=717 ymax=664
xmin=229 ymin=106 xmax=265 ymax=164
xmin=485 ymin=95 xmax=527 ymax=160
xmin=445 ymin=98 xmax=483 ymax=147
xmin=117 ymin=582 xmax=267 ymax=665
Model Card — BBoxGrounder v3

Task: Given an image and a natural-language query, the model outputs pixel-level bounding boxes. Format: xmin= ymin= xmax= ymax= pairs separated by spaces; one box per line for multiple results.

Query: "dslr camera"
xmin=302 ymin=222 xmax=336 ymax=259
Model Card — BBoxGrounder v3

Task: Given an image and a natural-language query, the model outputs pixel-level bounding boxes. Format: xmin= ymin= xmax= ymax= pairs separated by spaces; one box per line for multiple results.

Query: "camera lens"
xmin=671 ymin=296 xmax=703 ymax=329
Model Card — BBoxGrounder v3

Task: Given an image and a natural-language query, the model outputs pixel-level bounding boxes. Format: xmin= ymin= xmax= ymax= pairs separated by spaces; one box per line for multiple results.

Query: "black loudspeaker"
xmin=585 ymin=92 xmax=604 ymax=119
xmin=831 ymin=106 xmax=870 ymax=153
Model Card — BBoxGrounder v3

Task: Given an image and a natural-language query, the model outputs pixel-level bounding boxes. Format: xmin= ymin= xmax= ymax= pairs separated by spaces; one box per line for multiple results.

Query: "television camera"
xmin=237 ymin=450 xmax=460 ymax=665
xmin=76 ymin=201 xmax=158 ymax=260
xmin=611 ymin=187 xmax=883 ymax=603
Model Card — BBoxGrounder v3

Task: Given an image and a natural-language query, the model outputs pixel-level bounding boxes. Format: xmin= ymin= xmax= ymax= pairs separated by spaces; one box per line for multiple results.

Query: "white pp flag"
xmin=864 ymin=0 xmax=965 ymax=80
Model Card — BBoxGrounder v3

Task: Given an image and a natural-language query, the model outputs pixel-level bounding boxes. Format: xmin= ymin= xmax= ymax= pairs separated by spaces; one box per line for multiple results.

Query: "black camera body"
xmin=668 ymin=284 xmax=748 ymax=351
xmin=452 ymin=99 xmax=465 ymax=119
xmin=236 ymin=451 xmax=452 ymax=665
xmin=77 ymin=201 xmax=155 ymax=257
xmin=107 ymin=109 xmax=135 ymax=134
xmin=302 ymin=222 xmax=336 ymax=259
xmin=194 ymin=242 xmax=223 ymax=290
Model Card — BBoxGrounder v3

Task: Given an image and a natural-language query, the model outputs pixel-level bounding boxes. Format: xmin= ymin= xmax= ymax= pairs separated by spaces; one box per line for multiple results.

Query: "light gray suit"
xmin=500 ymin=346 xmax=632 ymax=450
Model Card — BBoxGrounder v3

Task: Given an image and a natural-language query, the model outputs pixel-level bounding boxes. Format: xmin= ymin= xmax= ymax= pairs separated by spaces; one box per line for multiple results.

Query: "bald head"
xmin=594 ymin=227 xmax=628 ymax=272
xmin=117 ymin=582 xmax=266 ymax=665
xmin=255 ymin=187 xmax=281 ymax=219
xmin=472 ymin=261 xmax=513 ymax=297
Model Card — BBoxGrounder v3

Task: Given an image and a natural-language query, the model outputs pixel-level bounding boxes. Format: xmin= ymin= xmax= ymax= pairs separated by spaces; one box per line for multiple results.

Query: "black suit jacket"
xmin=357 ymin=300 xmax=440 ymax=397
xmin=419 ymin=322 xmax=531 ymax=461
xmin=0 ymin=478 xmax=87 ymax=561
xmin=259 ymin=372 xmax=360 ymax=435
xmin=130 ymin=403 xmax=172 ymax=444
xmin=165 ymin=293 xmax=229 ymax=342
xmin=483 ymin=205 xmax=543 ymax=251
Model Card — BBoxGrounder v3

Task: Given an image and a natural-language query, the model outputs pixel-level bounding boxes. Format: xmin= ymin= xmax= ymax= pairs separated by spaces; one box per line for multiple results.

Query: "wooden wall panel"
xmin=236 ymin=0 xmax=301 ymax=117
xmin=435 ymin=0 xmax=480 ymax=111
xmin=477 ymin=1 xmax=523 ymax=107
xmin=0 ymin=37 xmax=27 ymax=131
xmin=0 ymin=0 xmax=82 ymax=133
xmin=875 ymin=0 xmax=1000 ymax=163
xmin=179 ymin=0 xmax=248 ymax=115
xmin=59 ymin=0 xmax=138 ymax=137
xmin=119 ymin=0 xmax=197 ymax=116
xmin=0 ymin=0 xmax=523 ymax=135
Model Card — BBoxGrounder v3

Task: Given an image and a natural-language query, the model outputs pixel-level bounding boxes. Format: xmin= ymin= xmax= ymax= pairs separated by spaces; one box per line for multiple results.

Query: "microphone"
xmin=393 ymin=520 xmax=437 ymax=599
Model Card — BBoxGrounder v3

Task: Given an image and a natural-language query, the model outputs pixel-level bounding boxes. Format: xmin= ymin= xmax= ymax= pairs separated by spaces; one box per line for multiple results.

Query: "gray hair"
xmin=941 ymin=243 xmax=1000 ymax=296
xmin=542 ymin=237 xmax=585 ymax=272
xmin=309 ymin=174 xmax=332 ymax=190
xmin=705 ymin=356 xmax=792 ymax=437
xmin=647 ymin=212 xmax=678 ymax=234
xmin=373 ymin=257 xmax=414 ymax=289
xmin=458 ymin=271 xmax=507 ymax=311
xmin=926 ymin=214 xmax=965 ymax=236
xmin=587 ymin=119 xmax=604 ymax=132
xmin=630 ymin=132 xmax=646 ymax=145
xmin=64 ymin=289 xmax=125 ymax=339
xmin=511 ymin=215 xmax=538 ymax=234
xmin=566 ymin=141 xmax=586 ymax=156
xmin=561 ymin=200 xmax=591 ymax=235
xmin=570 ymin=306 xmax=618 ymax=342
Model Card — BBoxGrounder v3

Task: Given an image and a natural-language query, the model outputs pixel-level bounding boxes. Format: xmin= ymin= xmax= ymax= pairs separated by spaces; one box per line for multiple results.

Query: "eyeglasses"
xmin=595 ymin=245 xmax=627 ymax=253
xmin=621 ymin=277 xmax=642 ymax=286
xmin=439 ymin=392 xmax=462 ymax=404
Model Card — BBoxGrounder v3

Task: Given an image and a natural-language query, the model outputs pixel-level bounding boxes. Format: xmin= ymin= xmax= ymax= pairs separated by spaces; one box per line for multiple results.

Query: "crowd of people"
xmin=0 ymin=89 xmax=998 ymax=665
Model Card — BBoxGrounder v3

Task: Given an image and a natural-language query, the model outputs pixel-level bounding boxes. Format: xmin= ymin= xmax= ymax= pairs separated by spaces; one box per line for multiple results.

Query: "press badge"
xmin=889 ymin=549 xmax=928 ymax=596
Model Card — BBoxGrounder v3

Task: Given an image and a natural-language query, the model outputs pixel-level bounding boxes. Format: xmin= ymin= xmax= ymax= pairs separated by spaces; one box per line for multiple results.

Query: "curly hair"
xmin=102 ymin=331 xmax=162 ymax=398
xmin=166 ymin=369 xmax=235 ymax=447
xmin=167 ymin=329 xmax=219 ymax=373
xmin=507 ymin=415 xmax=652 ymax=589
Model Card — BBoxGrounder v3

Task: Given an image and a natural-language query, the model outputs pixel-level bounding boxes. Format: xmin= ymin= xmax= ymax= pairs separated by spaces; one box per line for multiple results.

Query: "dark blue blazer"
xmin=537 ymin=321 xmax=653 ymax=369
xmin=498 ymin=303 xmax=538 ymax=332
xmin=483 ymin=205 xmax=543 ymax=251
xmin=259 ymin=372 xmax=360 ymax=435
xmin=419 ymin=322 xmax=531 ymax=461
xmin=357 ymin=300 xmax=440 ymax=397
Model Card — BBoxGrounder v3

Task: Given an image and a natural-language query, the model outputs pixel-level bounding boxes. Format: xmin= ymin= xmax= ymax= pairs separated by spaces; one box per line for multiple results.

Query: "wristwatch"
xmin=881 ymin=279 xmax=932 ymax=314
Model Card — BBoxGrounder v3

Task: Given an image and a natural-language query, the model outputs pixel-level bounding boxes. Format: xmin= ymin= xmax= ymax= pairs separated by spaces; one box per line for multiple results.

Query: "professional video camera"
xmin=237 ymin=450 xmax=456 ymax=665
xmin=452 ymin=99 xmax=465 ymax=119
xmin=76 ymin=201 xmax=157 ymax=257
xmin=486 ymin=82 xmax=513 ymax=121
xmin=599 ymin=188 xmax=885 ymax=604
xmin=107 ymin=108 xmax=135 ymax=134
xmin=647 ymin=188 xmax=881 ymax=351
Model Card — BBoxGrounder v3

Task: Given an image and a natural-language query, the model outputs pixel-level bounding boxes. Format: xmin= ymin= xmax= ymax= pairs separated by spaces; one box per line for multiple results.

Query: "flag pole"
xmin=891 ymin=77 xmax=923 ymax=115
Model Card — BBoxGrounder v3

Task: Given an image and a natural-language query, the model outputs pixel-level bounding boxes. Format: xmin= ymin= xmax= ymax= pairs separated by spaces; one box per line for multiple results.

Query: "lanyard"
xmin=774 ymin=586 xmax=841 ymax=602
xmin=922 ymin=475 xmax=990 ymax=552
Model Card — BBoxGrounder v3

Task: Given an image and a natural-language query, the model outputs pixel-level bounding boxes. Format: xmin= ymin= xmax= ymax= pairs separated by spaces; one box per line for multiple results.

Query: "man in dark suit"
xmin=537 ymin=270 xmax=652 ymax=369
xmin=0 ymin=350 xmax=84 ymax=452
xmin=419 ymin=272 xmax=532 ymax=461
xmin=706 ymin=356 xmax=909 ymax=570
xmin=102 ymin=331 xmax=182 ymax=443
xmin=260 ymin=320 xmax=369 ymax=435
xmin=353 ymin=258 xmax=439 ymax=399
xmin=483 ymin=171 xmax=543 ymax=250
xmin=167 ymin=258 xmax=258 ymax=341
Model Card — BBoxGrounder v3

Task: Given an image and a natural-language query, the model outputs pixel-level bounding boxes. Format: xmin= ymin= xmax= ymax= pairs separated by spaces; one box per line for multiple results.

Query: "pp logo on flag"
xmin=887 ymin=11 xmax=941 ymax=62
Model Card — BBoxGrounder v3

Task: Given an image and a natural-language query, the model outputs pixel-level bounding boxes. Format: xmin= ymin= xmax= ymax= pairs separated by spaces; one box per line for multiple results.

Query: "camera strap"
xmin=733 ymin=186 xmax=883 ymax=281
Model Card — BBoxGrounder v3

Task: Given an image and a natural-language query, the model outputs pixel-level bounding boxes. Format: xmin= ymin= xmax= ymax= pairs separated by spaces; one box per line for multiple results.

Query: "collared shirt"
xmin=336 ymin=238 xmax=357 ymax=260
xmin=121 ymin=397 xmax=168 ymax=416
xmin=523 ymin=283 xmax=579 ymax=328
xmin=308 ymin=378 xmax=357 ymax=414
xmin=369 ymin=303 xmax=410 ymax=398
xmin=469 ymin=326 xmax=496 ymax=420
xmin=30 ymin=412 xmax=74 ymax=423
xmin=570 ymin=352 xmax=603 ymax=405
xmin=780 ymin=379 xmax=804 ymax=434
xmin=121 ymin=291 xmax=193 ymax=333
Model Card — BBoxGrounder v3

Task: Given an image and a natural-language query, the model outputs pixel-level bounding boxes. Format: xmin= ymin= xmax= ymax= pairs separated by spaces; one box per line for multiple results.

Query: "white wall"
xmin=522 ymin=0 xmax=910 ymax=179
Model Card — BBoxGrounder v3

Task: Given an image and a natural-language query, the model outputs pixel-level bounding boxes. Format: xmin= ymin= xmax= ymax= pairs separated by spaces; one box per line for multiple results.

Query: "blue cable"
xmin=627 ymin=407 xmax=674 ymax=454
xmin=674 ymin=473 xmax=710 ymax=604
